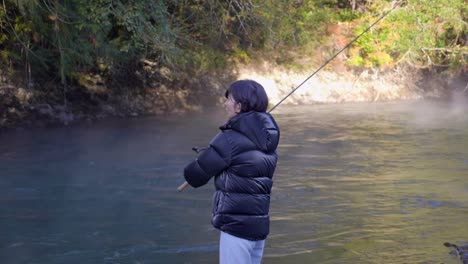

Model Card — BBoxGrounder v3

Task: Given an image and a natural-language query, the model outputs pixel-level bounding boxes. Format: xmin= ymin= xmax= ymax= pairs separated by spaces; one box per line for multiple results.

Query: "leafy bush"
xmin=347 ymin=0 xmax=467 ymax=69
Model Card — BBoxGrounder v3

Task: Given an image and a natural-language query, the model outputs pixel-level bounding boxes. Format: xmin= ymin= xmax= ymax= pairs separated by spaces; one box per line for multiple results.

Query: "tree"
xmin=347 ymin=0 xmax=467 ymax=70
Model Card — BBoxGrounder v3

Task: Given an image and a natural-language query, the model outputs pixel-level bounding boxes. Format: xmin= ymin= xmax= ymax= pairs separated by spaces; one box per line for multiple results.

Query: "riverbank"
xmin=1 ymin=64 xmax=466 ymax=131
xmin=0 ymin=67 xmax=234 ymax=130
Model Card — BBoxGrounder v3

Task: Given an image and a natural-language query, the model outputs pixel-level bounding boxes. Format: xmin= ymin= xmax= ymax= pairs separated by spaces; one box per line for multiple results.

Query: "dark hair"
xmin=224 ymin=80 xmax=269 ymax=112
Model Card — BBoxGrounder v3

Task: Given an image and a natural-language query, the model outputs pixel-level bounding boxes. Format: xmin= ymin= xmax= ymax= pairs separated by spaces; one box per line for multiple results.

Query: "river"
xmin=1 ymin=100 xmax=467 ymax=263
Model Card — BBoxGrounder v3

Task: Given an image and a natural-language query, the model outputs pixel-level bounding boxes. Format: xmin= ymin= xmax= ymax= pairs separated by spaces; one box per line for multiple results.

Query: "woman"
xmin=183 ymin=79 xmax=280 ymax=264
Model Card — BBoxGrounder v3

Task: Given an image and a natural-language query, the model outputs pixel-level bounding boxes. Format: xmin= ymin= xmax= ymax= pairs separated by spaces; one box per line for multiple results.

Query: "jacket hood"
xmin=221 ymin=111 xmax=280 ymax=152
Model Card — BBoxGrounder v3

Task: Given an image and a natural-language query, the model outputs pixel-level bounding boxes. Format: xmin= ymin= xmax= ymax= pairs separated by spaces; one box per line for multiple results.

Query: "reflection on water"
xmin=1 ymin=101 xmax=467 ymax=263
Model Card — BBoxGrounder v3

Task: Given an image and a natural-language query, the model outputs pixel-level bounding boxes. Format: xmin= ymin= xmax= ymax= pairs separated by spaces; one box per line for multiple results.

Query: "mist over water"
xmin=1 ymin=100 xmax=467 ymax=263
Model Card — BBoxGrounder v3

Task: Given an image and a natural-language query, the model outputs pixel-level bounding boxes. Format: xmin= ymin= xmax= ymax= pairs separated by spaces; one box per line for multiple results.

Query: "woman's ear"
xmin=235 ymin=102 xmax=242 ymax=113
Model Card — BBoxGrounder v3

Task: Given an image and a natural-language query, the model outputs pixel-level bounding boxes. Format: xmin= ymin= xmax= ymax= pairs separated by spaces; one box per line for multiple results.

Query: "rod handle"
xmin=177 ymin=181 xmax=189 ymax=192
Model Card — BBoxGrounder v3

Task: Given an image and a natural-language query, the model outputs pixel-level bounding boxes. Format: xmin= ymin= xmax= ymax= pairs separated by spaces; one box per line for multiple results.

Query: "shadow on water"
xmin=0 ymin=100 xmax=467 ymax=263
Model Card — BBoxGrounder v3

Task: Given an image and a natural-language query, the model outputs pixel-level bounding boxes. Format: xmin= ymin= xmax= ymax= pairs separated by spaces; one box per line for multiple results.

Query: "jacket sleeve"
xmin=184 ymin=132 xmax=232 ymax=188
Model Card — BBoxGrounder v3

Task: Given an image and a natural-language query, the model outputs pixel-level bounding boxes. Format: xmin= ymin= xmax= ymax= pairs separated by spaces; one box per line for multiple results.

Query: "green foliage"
xmin=1 ymin=0 xmax=182 ymax=83
xmin=347 ymin=0 xmax=467 ymax=69
xmin=0 ymin=0 xmax=466 ymax=89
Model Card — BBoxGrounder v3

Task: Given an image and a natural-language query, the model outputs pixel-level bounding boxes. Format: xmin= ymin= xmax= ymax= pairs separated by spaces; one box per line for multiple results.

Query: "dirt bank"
xmin=236 ymin=63 xmax=467 ymax=105
xmin=1 ymin=63 xmax=466 ymax=131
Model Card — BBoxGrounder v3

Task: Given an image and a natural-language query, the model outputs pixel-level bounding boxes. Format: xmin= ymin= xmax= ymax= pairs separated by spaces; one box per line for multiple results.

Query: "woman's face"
xmin=224 ymin=95 xmax=241 ymax=119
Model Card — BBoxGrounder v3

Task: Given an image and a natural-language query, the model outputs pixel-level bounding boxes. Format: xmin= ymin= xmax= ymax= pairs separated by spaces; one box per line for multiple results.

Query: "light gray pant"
xmin=219 ymin=231 xmax=265 ymax=264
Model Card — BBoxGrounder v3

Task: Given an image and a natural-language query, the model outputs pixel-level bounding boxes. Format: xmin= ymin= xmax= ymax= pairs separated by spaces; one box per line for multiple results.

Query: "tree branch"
xmin=421 ymin=47 xmax=468 ymax=54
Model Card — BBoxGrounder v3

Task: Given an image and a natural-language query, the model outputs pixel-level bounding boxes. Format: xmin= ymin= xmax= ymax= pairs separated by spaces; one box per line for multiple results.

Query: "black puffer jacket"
xmin=184 ymin=111 xmax=280 ymax=241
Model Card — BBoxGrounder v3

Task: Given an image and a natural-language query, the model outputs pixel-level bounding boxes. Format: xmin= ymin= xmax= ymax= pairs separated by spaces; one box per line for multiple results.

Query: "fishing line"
xmin=268 ymin=1 xmax=402 ymax=113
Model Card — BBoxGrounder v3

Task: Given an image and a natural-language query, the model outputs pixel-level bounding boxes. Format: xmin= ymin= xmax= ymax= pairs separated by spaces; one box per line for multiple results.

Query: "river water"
xmin=1 ymin=100 xmax=467 ymax=264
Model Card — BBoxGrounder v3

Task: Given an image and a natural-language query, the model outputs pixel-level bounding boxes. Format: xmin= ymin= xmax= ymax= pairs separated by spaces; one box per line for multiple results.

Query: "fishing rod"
xmin=177 ymin=2 xmax=401 ymax=192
